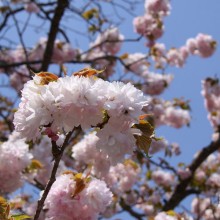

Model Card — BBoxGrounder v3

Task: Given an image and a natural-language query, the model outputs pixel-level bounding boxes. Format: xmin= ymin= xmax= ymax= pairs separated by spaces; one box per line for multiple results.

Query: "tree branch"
xmin=120 ymin=198 xmax=145 ymax=220
xmin=162 ymin=135 xmax=220 ymax=211
xmin=0 ymin=7 xmax=24 ymax=32
xmin=33 ymin=130 xmax=73 ymax=220
xmin=40 ymin=0 xmax=69 ymax=71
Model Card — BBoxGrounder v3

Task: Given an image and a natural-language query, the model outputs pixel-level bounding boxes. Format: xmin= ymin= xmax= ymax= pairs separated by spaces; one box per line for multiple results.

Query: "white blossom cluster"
xmin=14 ymin=74 xmax=148 ymax=164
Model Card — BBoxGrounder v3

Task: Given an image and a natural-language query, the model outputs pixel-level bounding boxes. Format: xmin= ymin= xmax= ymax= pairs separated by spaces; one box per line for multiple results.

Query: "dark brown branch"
xmin=0 ymin=53 xmax=147 ymax=75
xmin=80 ymin=35 xmax=143 ymax=56
xmin=149 ymin=158 xmax=177 ymax=175
xmin=33 ymin=178 xmax=45 ymax=191
xmin=40 ymin=0 xmax=69 ymax=71
xmin=38 ymin=5 xmax=70 ymax=43
xmin=162 ymin=135 xmax=220 ymax=211
xmin=0 ymin=7 xmax=24 ymax=32
xmin=120 ymin=199 xmax=145 ymax=220
xmin=33 ymin=130 xmax=73 ymax=220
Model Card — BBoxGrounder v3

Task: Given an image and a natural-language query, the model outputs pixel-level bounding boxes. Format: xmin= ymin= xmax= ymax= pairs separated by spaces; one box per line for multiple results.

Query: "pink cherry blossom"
xmin=91 ymin=27 xmax=124 ymax=55
xmin=24 ymin=2 xmax=40 ymax=13
xmin=152 ymin=170 xmax=175 ymax=187
xmin=44 ymin=174 xmax=112 ymax=220
xmin=186 ymin=34 xmax=217 ymax=58
xmin=145 ymin=0 xmax=171 ymax=16
xmin=133 ymin=14 xmax=164 ymax=41
xmin=0 ymin=132 xmax=32 ymax=194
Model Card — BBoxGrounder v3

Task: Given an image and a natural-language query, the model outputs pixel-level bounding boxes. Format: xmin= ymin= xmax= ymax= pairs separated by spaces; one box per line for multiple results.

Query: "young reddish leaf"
xmin=73 ymin=67 xmax=104 ymax=77
xmin=33 ymin=71 xmax=59 ymax=85
xmin=71 ymin=173 xmax=91 ymax=198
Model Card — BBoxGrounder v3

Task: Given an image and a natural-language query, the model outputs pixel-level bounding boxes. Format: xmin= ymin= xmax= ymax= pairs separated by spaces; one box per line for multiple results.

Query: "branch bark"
xmin=40 ymin=0 xmax=69 ymax=71
xmin=162 ymin=135 xmax=220 ymax=211
xmin=120 ymin=199 xmax=145 ymax=220
xmin=33 ymin=130 xmax=73 ymax=220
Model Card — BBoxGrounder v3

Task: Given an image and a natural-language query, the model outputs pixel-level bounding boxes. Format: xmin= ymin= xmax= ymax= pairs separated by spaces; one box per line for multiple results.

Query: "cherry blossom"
xmin=24 ymin=2 xmax=40 ymax=13
xmin=44 ymin=174 xmax=112 ymax=220
xmin=0 ymin=132 xmax=32 ymax=194
xmin=145 ymin=0 xmax=171 ymax=17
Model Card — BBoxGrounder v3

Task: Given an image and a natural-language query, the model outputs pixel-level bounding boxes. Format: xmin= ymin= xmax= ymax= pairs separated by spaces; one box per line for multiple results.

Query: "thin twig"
xmin=8 ymin=5 xmax=30 ymax=70
xmin=162 ymin=134 xmax=220 ymax=211
xmin=0 ymin=7 xmax=24 ymax=31
xmin=119 ymin=198 xmax=145 ymax=220
xmin=33 ymin=130 xmax=74 ymax=220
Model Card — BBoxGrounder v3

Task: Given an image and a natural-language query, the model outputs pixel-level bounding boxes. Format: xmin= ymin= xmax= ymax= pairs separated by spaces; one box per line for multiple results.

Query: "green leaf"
xmin=11 ymin=214 xmax=31 ymax=220
xmin=82 ymin=8 xmax=98 ymax=20
xmin=134 ymin=134 xmax=152 ymax=157
xmin=88 ymin=25 xmax=98 ymax=33
xmin=25 ymin=159 xmax=43 ymax=173
xmin=133 ymin=120 xmax=154 ymax=157
xmin=166 ymin=210 xmax=176 ymax=216
xmin=152 ymin=136 xmax=163 ymax=141
xmin=178 ymin=162 xmax=185 ymax=167
xmin=146 ymin=170 xmax=152 ymax=180
xmin=30 ymin=159 xmax=43 ymax=170
xmin=124 ymin=159 xmax=139 ymax=170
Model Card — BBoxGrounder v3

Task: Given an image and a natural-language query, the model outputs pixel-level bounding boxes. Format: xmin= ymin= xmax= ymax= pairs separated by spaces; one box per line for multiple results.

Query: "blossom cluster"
xmin=24 ymin=2 xmax=40 ymax=13
xmin=0 ymin=132 xmax=32 ymax=194
xmin=191 ymin=197 xmax=220 ymax=220
xmin=43 ymin=174 xmax=113 ymax=220
xmin=133 ymin=0 xmax=171 ymax=44
xmin=145 ymin=97 xmax=191 ymax=128
xmin=14 ymin=73 xmax=148 ymax=164
xmin=201 ymin=77 xmax=220 ymax=130
xmin=194 ymin=153 xmax=220 ymax=193
xmin=167 ymin=33 xmax=216 ymax=67
xmin=90 ymin=27 xmax=124 ymax=55
xmin=31 ymin=135 xmax=67 ymax=185
xmin=154 ymin=211 xmax=193 ymax=220
xmin=72 ymin=132 xmax=110 ymax=177
xmin=11 ymin=0 xmax=40 ymax=13
xmin=152 ymin=169 xmax=174 ymax=187
xmin=72 ymin=132 xmax=141 ymax=196
xmin=121 ymin=35 xmax=215 ymax=98
xmin=82 ymin=27 xmax=124 ymax=76
xmin=0 ymin=37 xmax=79 ymax=92
xmin=122 ymin=52 xmax=173 ymax=96
xmin=105 ymin=160 xmax=141 ymax=194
